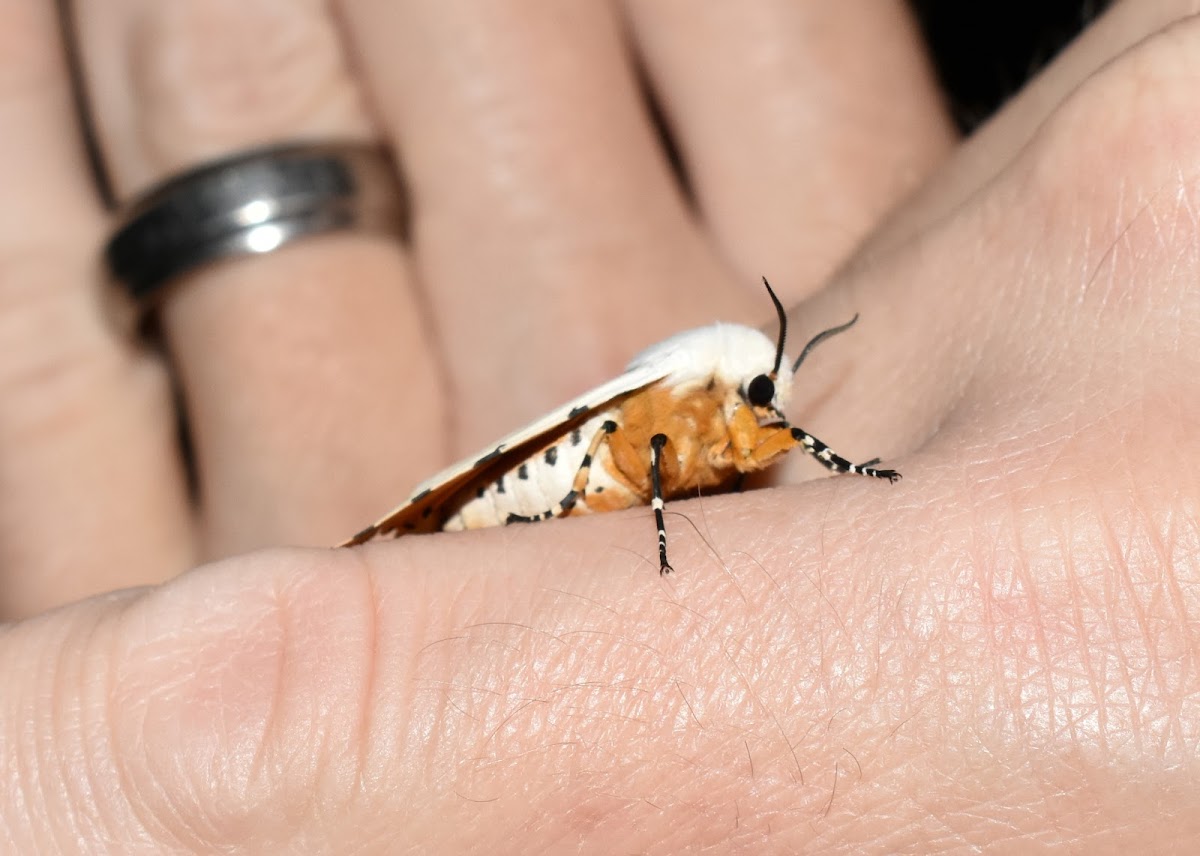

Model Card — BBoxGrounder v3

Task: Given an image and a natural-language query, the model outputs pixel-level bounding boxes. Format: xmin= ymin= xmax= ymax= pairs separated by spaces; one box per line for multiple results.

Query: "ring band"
xmin=105 ymin=141 xmax=406 ymax=303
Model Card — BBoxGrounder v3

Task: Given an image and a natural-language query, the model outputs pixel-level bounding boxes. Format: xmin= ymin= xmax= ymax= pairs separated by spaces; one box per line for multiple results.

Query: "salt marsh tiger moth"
xmin=341 ymin=278 xmax=900 ymax=573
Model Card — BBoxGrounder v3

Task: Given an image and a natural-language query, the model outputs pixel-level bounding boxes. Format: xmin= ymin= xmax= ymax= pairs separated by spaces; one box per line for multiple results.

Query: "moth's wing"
xmin=339 ymin=362 xmax=668 ymax=545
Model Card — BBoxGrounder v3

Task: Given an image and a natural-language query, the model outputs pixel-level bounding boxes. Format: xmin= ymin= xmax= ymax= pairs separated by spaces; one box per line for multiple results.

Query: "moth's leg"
xmin=726 ymin=404 xmax=803 ymax=471
xmin=729 ymin=405 xmax=899 ymax=482
xmin=591 ymin=425 xmax=679 ymax=574
xmin=738 ymin=424 xmax=799 ymax=467
xmin=604 ymin=424 xmax=651 ymax=494
xmin=726 ymin=403 xmax=762 ymax=466
xmin=789 ymin=427 xmax=901 ymax=482
xmin=649 ymin=433 xmax=674 ymax=575
xmin=506 ymin=421 xmax=618 ymax=524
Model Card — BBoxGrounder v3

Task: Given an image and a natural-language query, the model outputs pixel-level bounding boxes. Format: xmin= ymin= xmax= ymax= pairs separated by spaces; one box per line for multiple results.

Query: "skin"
xmin=1 ymin=0 xmax=1198 ymax=851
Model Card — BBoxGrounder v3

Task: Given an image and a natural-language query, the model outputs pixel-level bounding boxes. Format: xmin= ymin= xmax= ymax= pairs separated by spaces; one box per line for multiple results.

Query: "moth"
xmin=342 ymin=279 xmax=899 ymax=573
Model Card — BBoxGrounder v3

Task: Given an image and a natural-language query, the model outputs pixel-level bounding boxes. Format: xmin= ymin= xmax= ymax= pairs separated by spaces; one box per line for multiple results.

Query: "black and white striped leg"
xmin=505 ymin=421 xmax=618 ymax=525
xmin=790 ymin=427 xmax=901 ymax=482
xmin=649 ymin=433 xmax=673 ymax=575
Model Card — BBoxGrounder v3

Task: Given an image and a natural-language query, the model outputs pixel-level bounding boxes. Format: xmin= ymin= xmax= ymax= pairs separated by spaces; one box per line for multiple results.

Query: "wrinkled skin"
xmin=1 ymin=1 xmax=1199 ymax=852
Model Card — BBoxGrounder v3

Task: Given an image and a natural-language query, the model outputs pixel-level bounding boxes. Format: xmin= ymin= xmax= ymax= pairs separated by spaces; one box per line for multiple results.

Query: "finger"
xmin=0 ymin=1 xmax=191 ymax=618
xmin=622 ymin=0 xmax=956 ymax=303
xmin=341 ymin=0 xmax=753 ymax=452
xmin=866 ymin=0 xmax=1200 ymax=257
xmin=764 ymin=1 xmax=1200 ymax=484
xmin=778 ymin=9 xmax=1200 ymax=487
xmin=73 ymin=0 xmax=445 ymax=555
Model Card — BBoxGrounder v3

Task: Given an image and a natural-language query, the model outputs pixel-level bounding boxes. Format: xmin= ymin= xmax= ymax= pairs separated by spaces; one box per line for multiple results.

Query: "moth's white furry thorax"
xmin=626 ymin=322 xmax=795 ymax=410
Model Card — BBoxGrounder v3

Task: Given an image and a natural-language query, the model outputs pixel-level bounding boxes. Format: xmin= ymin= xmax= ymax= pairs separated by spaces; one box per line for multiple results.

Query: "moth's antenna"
xmin=793 ymin=314 xmax=860 ymax=374
xmin=762 ymin=276 xmax=787 ymax=377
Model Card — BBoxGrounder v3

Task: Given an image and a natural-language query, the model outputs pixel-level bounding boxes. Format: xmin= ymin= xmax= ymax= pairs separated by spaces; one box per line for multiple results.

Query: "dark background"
xmin=909 ymin=0 xmax=1114 ymax=131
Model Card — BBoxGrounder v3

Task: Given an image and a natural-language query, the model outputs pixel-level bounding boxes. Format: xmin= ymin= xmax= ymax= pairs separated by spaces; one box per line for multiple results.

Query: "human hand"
xmin=4 ymin=0 xmax=1199 ymax=852
xmin=0 ymin=0 xmax=949 ymax=617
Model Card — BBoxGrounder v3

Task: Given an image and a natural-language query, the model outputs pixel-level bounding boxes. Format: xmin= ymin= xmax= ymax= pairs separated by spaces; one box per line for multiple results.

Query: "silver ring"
xmin=105 ymin=141 xmax=407 ymax=304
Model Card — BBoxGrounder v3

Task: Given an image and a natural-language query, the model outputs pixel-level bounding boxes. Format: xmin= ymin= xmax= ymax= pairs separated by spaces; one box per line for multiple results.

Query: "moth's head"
xmin=700 ymin=324 xmax=795 ymax=420
xmin=740 ymin=278 xmax=863 ymax=424
xmin=631 ymin=279 xmax=795 ymax=420
xmin=738 ymin=278 xmax=794 ymax=422
xmin=627 ymin=278 xmax=857 ymax=422
xmin=627 ymin=322 xmax=791 ymax=413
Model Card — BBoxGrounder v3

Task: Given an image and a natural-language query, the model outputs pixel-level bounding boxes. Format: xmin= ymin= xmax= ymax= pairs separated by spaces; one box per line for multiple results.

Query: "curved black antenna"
xmin=792 ymin=314 xmax=860 ymax=374
xmin=762 ymin=276 xmax=787 ymax=377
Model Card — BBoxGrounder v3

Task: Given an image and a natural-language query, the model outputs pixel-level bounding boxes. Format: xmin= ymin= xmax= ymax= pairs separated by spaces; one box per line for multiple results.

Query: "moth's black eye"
xmin=747 ymin=374 xmax=775 ymax=407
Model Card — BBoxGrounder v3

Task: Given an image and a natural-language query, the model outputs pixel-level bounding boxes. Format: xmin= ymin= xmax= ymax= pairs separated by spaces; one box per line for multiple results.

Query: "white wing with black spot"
xmin=340 ymin=361 xmax=668 ymax=545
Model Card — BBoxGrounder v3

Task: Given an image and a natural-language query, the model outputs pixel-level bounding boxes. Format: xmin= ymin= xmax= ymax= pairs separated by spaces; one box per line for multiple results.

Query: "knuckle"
xmin=102 ymin=552 xmax=382 ymax=847
xmin=1031 ymin=17 xmax=1200 ymax=205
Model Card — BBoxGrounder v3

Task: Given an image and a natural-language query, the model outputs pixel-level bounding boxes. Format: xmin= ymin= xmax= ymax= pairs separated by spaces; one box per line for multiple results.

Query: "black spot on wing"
xmin=495 ymin=475 xmax=506 ymax=494
xmin=411 ymin=488 xmax=432 ymax=503
xmin=570 ymin=428 xmax=582 ymax=446
xmin=421 ymin=506 xmax=433 ymax=519
xmin=475 ymin=445 xmax=505 ymax=466
xmin=569 ymin=405 xmax=589 ymax=419
xmin=544 ymin=446 xmax=558 ymax=466
xmin=518 ymin=463 xmax=529 ymax=480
